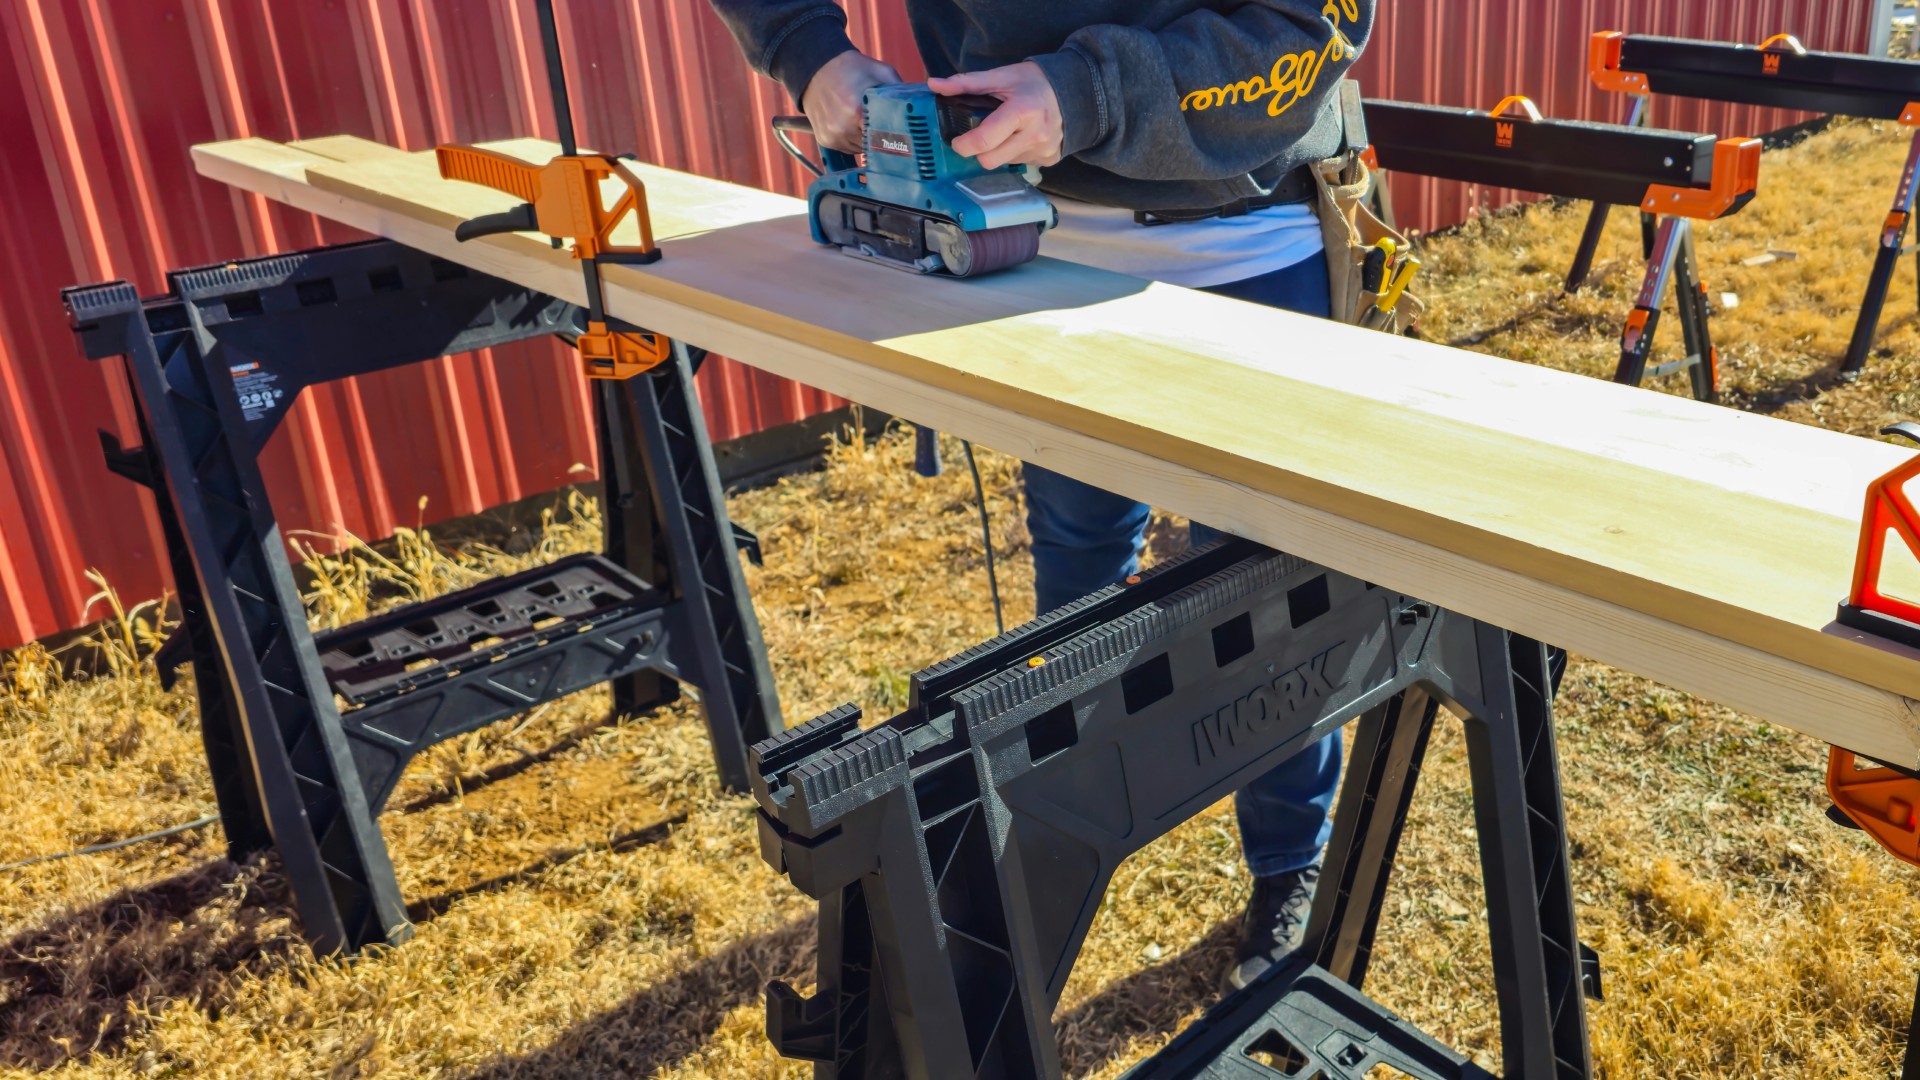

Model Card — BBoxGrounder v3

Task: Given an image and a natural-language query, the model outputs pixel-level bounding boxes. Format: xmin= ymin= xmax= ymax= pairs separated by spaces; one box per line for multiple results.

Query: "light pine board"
xmin=194 ymin=134 xmax=1920 ymax=766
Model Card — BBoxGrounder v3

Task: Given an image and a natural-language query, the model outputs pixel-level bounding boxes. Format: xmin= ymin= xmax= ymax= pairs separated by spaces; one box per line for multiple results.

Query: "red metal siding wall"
xmin=0 ymin=0 xmax=902 ymax=650
xmin=1351 ymin=0 xmax=1878 ymax=232
xmin=0 ymin=0 xmax=1882 ymax=649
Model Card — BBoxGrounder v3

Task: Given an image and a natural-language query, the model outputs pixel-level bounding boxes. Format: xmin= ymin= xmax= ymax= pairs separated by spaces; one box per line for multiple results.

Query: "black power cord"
xmin=0 ymin=813 xmax=218 ymax=874
xmin=961 ymin=440 xmax=1005 ymax=636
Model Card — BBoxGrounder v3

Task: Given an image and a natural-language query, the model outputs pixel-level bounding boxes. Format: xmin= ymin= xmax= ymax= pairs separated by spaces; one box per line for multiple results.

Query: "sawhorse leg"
xmin=1137 ymin=631 xmax=1592 ymax=1079
xmin=1905 ymin=973 xmax=1920 ymax=1080
xmin=103 ymin=411 xmax=272 ymax=860
xmin=1615 ymin=216 xmax=1719 ymax=403
xmin=83 ymin=284 xmax=409 ymax=954
xmin=614 ymin=342 xmax=781 ymax=791
xmin=1841 ymin=126 xmax=1920 ymax=377
xmin=1567 ymin=95 xmax=1654 ymax=292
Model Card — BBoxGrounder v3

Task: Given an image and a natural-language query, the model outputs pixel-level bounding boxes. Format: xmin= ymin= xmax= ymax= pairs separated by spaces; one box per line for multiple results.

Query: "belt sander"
xmin=774 ymin=84 xmax=1056 ymax=277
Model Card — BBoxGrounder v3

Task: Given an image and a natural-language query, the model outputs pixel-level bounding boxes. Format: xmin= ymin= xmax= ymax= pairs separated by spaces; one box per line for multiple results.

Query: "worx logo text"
xmin=1190 ymin=643 xmax=1345 ymax=765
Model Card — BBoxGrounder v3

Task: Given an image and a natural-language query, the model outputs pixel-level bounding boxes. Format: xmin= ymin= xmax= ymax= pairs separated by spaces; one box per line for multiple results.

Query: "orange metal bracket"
xmin=435 ymin=145 xmax=670 ymax=379
xmin=1588 ymin=32 xmax=1649 ymax=95
xmin=1638 ymin=138 xmax=1762 ymax=220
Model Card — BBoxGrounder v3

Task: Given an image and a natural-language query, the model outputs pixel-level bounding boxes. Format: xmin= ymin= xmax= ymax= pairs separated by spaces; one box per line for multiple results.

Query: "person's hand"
xmin=800 ymin=49 xmax=901 ymax=153
xmin=927 ymin=62 xmax=1064 ymax=169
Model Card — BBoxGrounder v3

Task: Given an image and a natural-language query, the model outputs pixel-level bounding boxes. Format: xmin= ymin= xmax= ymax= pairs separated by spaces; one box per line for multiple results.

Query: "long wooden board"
xmin=194 ymin=135 xmax=1920 ymax=766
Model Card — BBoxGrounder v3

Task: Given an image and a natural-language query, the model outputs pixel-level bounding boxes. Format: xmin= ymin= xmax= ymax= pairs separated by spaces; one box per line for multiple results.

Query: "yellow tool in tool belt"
xmin=1359 ymin=251 xmax=1421 ymax=333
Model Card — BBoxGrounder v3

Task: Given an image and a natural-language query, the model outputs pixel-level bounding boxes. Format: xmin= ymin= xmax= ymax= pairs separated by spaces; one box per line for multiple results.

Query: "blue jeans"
xmin=1024 ymin=250 xmax=1338 ymax=879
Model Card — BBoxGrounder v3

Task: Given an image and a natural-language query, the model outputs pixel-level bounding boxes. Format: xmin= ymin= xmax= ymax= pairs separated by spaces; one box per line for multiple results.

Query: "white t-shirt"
xmin=1039 ymin=195 xmax=1324 ymax=288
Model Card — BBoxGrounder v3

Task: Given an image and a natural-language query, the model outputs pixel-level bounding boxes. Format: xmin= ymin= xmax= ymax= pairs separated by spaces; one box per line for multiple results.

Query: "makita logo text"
xmin=870 ymin=131 xmax=913 ymax=156
xmin=1191 ymin=644 xmax=1344 ymax=765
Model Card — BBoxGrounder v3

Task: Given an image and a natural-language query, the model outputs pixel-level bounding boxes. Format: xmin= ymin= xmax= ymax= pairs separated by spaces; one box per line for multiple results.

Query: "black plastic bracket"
xmin=751 ymin=539 xmax=1593 ymax=1078
xmin=63 ymin=238 xmax=780 ymax=952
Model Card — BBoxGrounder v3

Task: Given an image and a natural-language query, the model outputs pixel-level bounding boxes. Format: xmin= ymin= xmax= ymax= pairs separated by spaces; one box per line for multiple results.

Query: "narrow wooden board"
xmin=194 ymin=135 xmax=1920 ymax=766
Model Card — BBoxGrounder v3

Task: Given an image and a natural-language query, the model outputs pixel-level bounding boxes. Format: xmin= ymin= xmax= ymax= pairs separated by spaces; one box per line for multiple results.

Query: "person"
xmin=709 ymin=0 xmax=1374 ymax=990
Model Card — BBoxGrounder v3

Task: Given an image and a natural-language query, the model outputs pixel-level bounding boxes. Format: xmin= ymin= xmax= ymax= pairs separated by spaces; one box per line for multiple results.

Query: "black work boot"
xmin=1226 ymin=861 xmax=1321 ymax=991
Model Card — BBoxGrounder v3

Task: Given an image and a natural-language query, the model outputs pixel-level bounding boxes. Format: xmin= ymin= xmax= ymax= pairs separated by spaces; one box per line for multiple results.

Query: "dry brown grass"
xmin=5 ymin=118 xmax=1920 ymax=1078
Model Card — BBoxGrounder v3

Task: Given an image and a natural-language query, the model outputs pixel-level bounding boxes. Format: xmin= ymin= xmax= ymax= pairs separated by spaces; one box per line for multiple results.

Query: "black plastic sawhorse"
xmin=751 ymin=538 xmax=1597 ymax=1078
xmin=62 ymin=238 xmax=780 ymax=954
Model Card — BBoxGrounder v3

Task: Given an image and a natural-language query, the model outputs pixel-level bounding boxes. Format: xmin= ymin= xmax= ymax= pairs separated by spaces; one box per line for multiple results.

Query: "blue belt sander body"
xmin=774 ymin=83 xmax=1057 ymax=278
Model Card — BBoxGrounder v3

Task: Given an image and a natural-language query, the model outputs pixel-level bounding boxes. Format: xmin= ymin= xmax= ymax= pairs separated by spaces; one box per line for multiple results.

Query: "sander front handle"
xmin=772 ymin=115 xmax=860 ymax=176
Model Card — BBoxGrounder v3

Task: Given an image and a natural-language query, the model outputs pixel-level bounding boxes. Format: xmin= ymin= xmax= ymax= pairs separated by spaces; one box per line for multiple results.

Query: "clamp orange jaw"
xmin=1839 ymin=423 xmax=1920 ymax=643
xmin=1639 ymin=137 xmax=1761 ymax=220
xmin=435 ymin=144 xmax=669 ymax=379
xmin=1589 ymin=32 xmax=1649 ymax=95
xmin=1829 ymin=748 xmax=1920 ymax=868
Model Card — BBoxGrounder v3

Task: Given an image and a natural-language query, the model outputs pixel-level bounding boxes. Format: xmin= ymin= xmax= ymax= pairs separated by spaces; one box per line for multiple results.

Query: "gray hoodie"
xmin=707 ymin=0 xmax=1374 ymax=212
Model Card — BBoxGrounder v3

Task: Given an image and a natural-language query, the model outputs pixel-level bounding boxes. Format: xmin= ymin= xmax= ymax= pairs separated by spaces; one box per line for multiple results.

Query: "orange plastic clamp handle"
xmin=1639 ymin=137 xmax=1761 ymax=220
xmin=1757 ymin=33 xmax=1808 ymax=56
xmin=1902 ymin=103 xmax=1920 ymax=128
xmin=1589 ymin=32 xmax=1649 ymax=95
xmin=1488 ymin=95 xmax=1543 ymax=122
xmin=436 ymin=145 xmax=542 ymax=203
xmin=1829 ymin=746 xmax=1920 ymax=868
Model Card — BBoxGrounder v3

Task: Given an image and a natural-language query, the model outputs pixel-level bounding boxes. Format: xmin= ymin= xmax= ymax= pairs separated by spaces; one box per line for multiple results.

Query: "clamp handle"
xmin=1757 ymin=32 xmax=1809 ymax=56
xmin=436 ymin=145 xmax=661 ymax=263
xmin=1487 ymin=95 xmax=1543 ymax=123
xmin=436 ymin=144 xmax=542 ymax=202
xmin=454 ymin=204 xmax=539 ymax=242
xmin=771 ymin=115 xmax=860 ymax=176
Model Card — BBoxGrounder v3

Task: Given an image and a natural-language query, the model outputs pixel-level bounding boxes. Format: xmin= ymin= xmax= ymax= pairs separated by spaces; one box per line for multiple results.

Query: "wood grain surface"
xmin=194 ymin=135 xmax=1920 ymax=765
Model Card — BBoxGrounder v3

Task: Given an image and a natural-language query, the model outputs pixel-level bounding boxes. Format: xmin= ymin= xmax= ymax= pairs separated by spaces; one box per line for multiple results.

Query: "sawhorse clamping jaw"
xmin=750 ymin=538 xmax=1598 ymax=1079
xmin=435 ymin=0 xmax=671 ymax=381
xmin=1365 ymin=92 xmax=1759 ymax=404
xmin=1588 ymin=29 xmax=1920 ymax=379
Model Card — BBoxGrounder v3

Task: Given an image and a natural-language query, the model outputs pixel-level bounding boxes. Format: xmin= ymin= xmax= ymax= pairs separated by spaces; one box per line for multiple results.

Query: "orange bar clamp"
xmin=434 ymin=144 xmax=671 ymax=380
xmin=1830 ymin=423 xmax=1920 ymax=867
